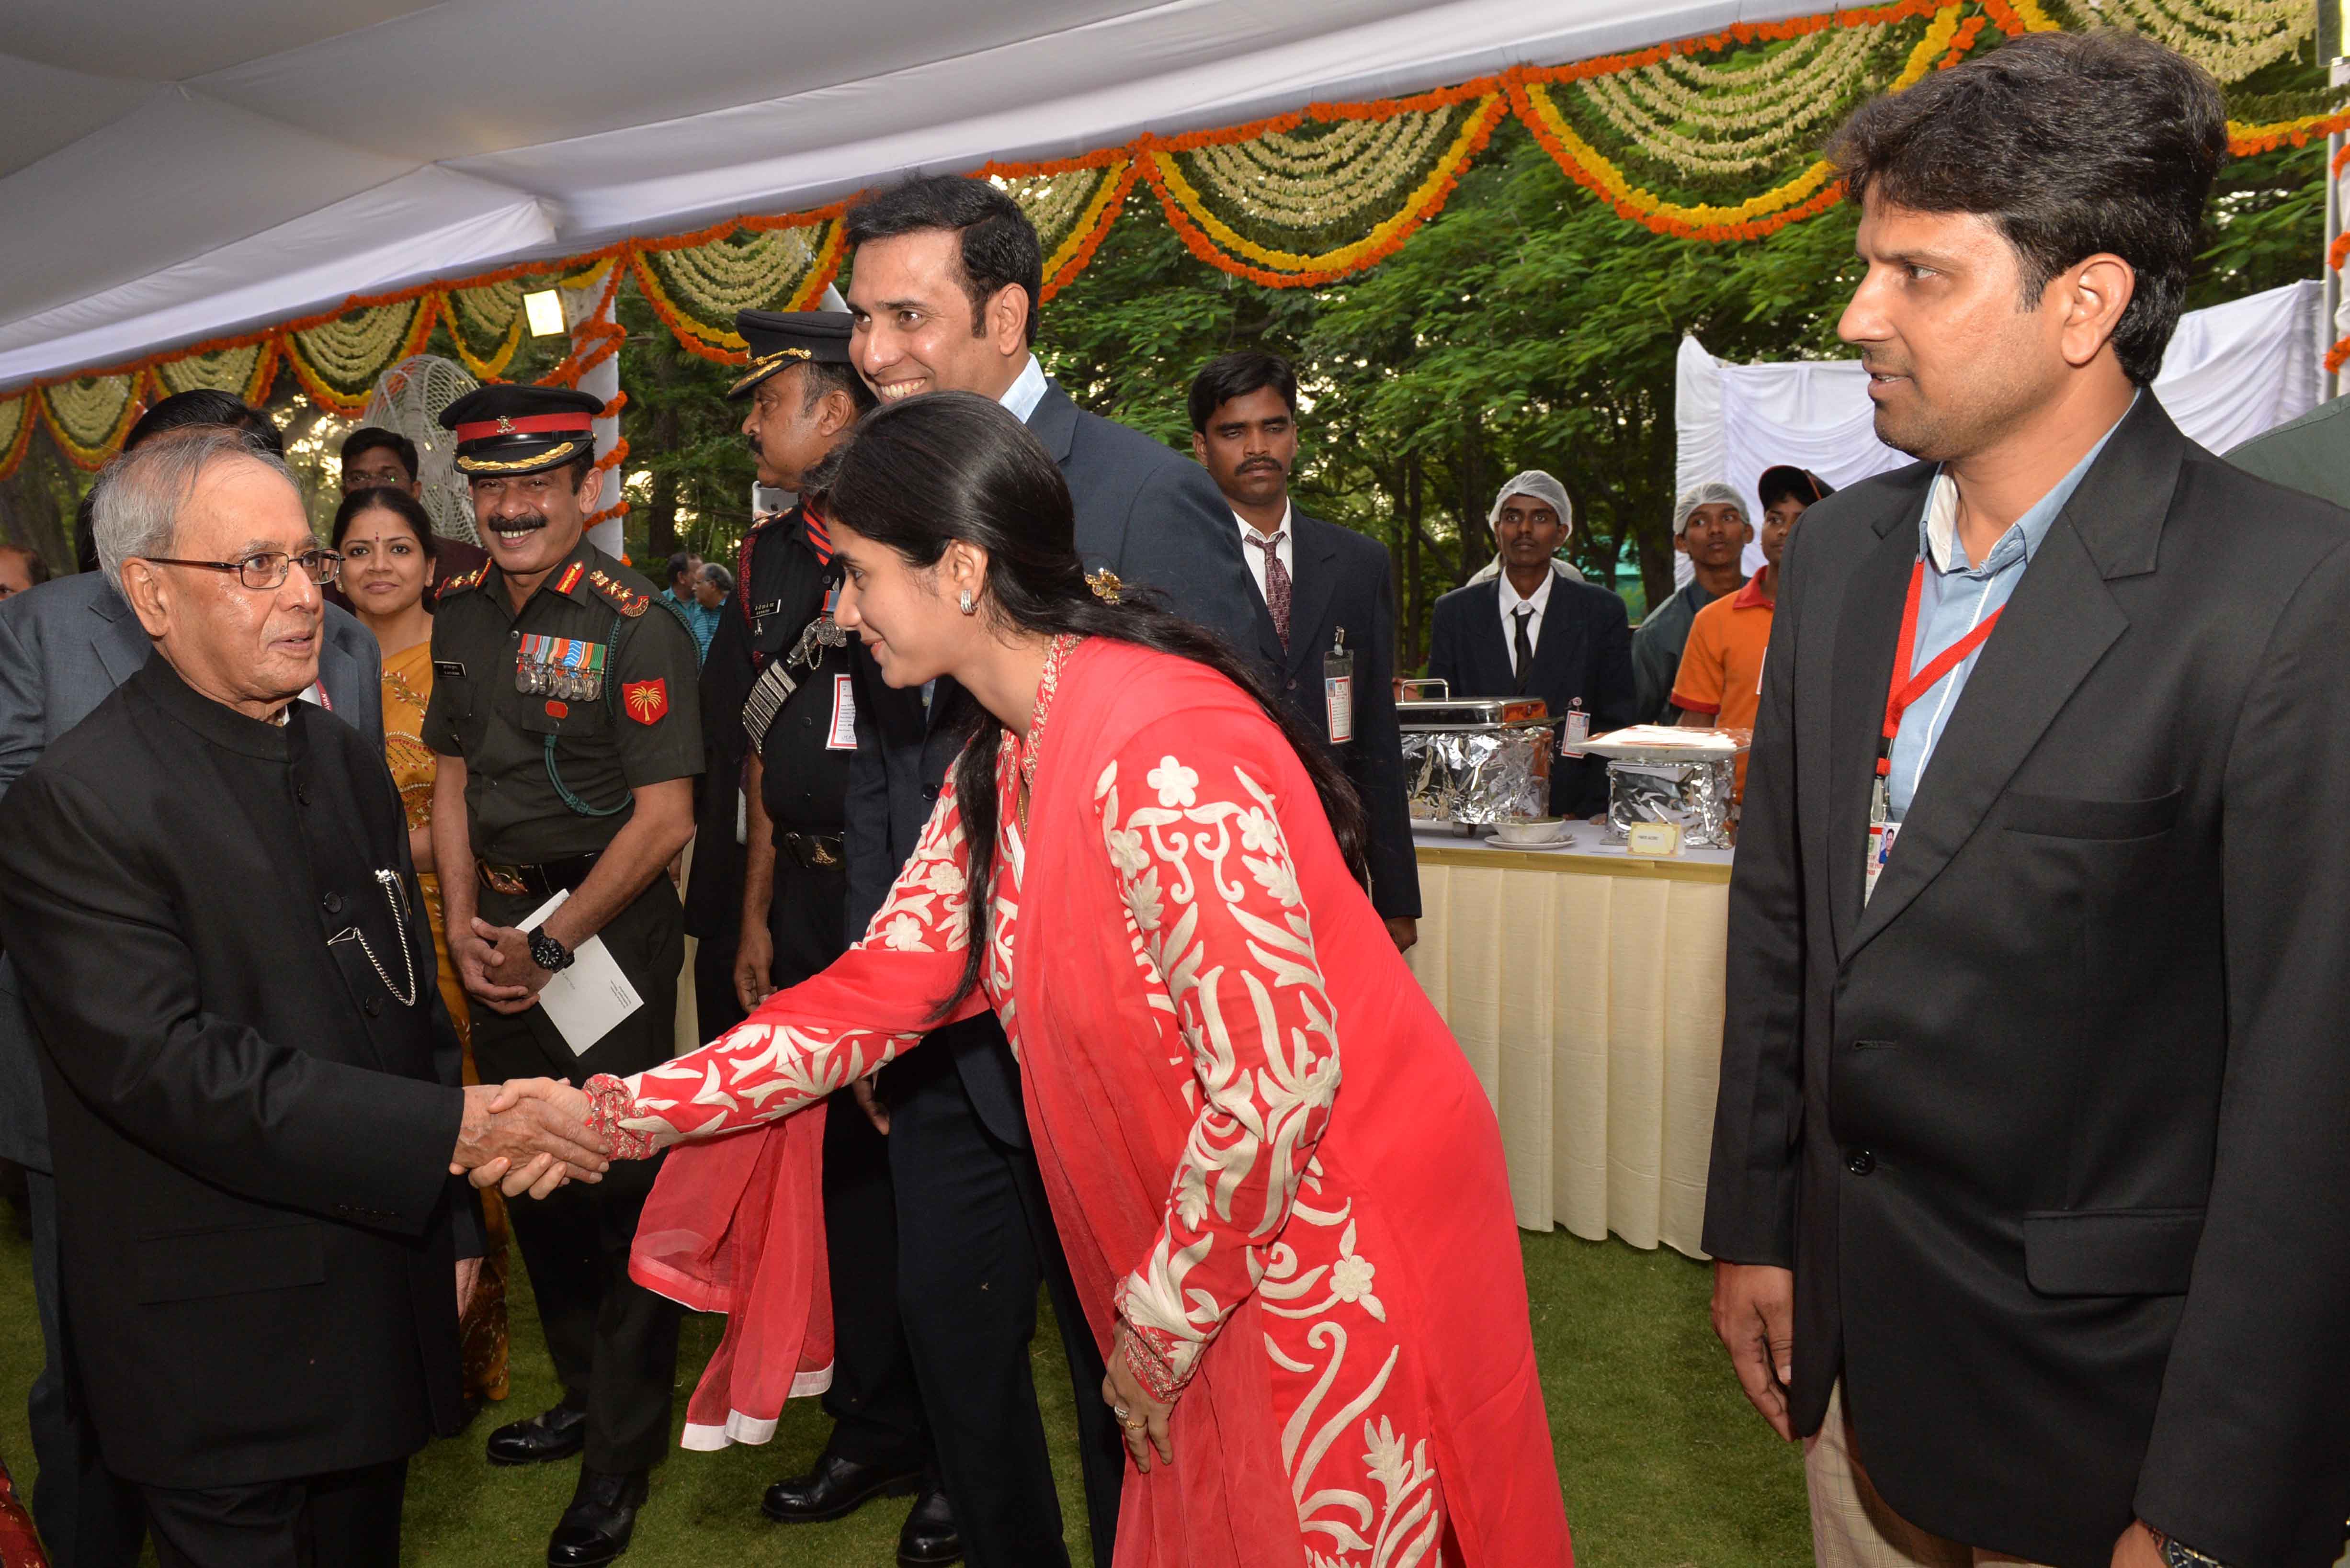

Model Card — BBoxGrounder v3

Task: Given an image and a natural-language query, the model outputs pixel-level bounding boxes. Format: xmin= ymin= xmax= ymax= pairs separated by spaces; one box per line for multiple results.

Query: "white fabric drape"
xmin=1675 ymin=279 xmax=2326 ymax=546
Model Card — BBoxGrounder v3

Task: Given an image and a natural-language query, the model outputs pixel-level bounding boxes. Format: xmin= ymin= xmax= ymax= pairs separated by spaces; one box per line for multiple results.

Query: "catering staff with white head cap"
xmin=1427 ymin=469 xmax=1636 ymax=815
xmin=1631 ymin=481 xmax=1751 ymax=723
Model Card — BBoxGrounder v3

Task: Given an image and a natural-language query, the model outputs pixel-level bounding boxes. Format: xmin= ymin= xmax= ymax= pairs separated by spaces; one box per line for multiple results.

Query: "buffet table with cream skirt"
xmin=1405 ymin=823 xmax=1729 ymax=1256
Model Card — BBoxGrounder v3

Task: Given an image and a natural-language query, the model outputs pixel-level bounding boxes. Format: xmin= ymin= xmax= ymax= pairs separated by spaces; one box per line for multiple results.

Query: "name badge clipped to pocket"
xmin=1322 ymin=629 xmax=1355 ymax=745
xmin=1558 ymin=697 xmax=1589 ymax=757
xmin=826 ymin=672 xmax=858 ymax=750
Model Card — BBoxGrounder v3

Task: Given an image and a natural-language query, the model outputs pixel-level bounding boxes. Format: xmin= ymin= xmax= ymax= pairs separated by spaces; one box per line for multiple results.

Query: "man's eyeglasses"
xmin=144 ymin=550 xmax=343 ymax=590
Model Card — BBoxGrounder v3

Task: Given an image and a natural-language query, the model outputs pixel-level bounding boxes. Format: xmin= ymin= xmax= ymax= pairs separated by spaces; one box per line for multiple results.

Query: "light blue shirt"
xmin=1885 ymin=411 xmax=2127 ymax=818
xmin=998 ymin=353 xmax=1048 ymax=425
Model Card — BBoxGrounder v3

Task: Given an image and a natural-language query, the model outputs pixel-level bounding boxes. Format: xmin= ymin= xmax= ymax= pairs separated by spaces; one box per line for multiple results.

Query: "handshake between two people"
xmin=447 ymin=1077 xmax=610 ymax=1200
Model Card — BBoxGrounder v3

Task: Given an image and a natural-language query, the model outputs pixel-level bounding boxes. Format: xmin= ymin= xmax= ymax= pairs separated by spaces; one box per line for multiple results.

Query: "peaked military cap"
xmin=728 ymin=310 xmax=857 ymax=399
xmin=439 ymin=385 xmax=604 ymax=477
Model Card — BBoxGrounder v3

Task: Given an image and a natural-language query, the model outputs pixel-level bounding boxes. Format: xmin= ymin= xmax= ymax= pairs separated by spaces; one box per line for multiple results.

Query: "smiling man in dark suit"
xmin=1707 ymin=32 xmax=2350 ymax=1568
xmin=1188 ymin=350 xmax=1420 ymax=949
xmin=1426 ymin=471 xmax=1636 ymax=817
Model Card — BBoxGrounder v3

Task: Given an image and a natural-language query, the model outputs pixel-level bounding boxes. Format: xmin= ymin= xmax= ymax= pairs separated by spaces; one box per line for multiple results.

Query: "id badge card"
xmin=1863 ymin=777 xmax=1898 ymax=903
xmin=1559 ymin=700 xmax=1589 ymax=757
xmin=1322 ymin=632 xmax=1355 ymax=745
xmin=826 ymin=672 xmax=858 ymax=750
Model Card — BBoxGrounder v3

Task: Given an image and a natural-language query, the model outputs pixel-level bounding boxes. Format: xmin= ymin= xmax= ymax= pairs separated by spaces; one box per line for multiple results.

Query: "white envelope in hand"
xmin=518 ymin=891 xmax=644 ymax=1056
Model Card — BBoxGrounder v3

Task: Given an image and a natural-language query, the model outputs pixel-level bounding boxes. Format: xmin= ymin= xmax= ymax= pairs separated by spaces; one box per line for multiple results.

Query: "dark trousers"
xmin=139 ymin=1459 xmax=405 ymax=1568
xmin=770 ymin=859 xmax=930 ymax=1474
xmin=887 ymin=1043 xmax=1124 ymax=1568
xmin=692 ymin=930 xmax=742 ymax=1045
xmin=27 ymin=1169 xmax=147 ymax=1568
xmin=473 ymin=880 xmax=685 ymax=1476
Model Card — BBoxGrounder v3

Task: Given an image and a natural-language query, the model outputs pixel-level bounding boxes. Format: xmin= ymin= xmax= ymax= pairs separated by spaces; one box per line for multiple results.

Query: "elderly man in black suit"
xmin=0 ymin=429 xmax=605 ymax=1568
xmin=1708 ymin=34 xmax=2350 ymax=1568
xmin=1426 ymin=471 xmax=1637 ymax=817
xmin=1188 ymin=349 xmax=1420 ymax=949
xmin=814 ymin=175 xmax=1258 ymax=1568
xmin=0 ymin=408 xmax=385 ymax=1568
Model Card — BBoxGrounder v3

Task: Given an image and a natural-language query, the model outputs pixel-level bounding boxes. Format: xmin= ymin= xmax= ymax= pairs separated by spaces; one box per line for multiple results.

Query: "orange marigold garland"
xmin=1141 ymin=88 xmax=1509 ymax=287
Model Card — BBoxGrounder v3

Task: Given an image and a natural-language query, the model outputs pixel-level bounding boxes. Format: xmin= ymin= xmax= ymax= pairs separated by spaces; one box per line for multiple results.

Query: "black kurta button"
xmin=363 ymin=995 xmax=383 ymax=1018
xmin=923 ymin=785 xmax=940 ymax=801
xmin=296 ymin=783 xmax=312 ymax=805
xmin=322 ymin=892 xmax=343 ymax=914
xmin=1845 ymin=1148 xmax=1876 ymax=1175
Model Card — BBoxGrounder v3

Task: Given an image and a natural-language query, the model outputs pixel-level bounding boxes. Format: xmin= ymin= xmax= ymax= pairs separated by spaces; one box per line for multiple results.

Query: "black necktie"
xmin=1511 ymin=605 xmax=1535 ymax=695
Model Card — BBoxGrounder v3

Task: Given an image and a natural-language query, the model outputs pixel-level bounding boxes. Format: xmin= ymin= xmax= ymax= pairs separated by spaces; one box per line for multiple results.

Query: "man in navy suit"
xmin=1187 ymin=350 xmax=1420 ymax=949
xmin=807 ymin=175 xmax=1259 ymax=1568
xmin=0 ymin=412 xmax=384 ymax=1568
xmin=1426 ymin=472 xmax=1637 ymax=817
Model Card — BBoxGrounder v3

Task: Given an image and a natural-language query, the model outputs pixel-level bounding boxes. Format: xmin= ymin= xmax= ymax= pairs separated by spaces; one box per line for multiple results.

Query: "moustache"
xmin=744 ymin=431 xmax=763 ymax=459
xmin=1240 ymin=460 xmax=1283 ymax=474
xmin=490 ymin=513 xmax=548 ymax=532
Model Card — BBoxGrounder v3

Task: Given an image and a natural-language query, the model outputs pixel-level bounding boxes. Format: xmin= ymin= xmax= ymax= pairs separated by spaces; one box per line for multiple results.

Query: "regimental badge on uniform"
xmin=622 ymin=678 xmax=669 ymax=725
xmin=587 ymin=569 xmax=650 ymax=618
xmin=516 ymin=633 xmax=608 ymax=700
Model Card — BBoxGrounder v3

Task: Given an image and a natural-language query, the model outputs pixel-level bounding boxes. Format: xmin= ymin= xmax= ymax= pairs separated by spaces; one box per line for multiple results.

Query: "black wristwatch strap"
xmin=527 ymin=926 xmax=574 ymax=973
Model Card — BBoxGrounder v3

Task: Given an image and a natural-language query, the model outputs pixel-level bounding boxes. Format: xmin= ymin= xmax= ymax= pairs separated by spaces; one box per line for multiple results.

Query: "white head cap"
xmin=1488 ymin=470 xmax=1573 ymax=542
xmin=1673 ymin=481 xmax=1747 ymax=536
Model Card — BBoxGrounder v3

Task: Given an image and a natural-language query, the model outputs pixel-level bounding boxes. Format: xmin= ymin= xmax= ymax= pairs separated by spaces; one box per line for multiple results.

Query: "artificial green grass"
xmin=0 ymin=1222 xmax=1806 ymax=1566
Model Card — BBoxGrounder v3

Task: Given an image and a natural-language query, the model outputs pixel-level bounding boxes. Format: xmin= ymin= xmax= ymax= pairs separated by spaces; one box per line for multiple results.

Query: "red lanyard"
xmin=1876 ymin=560 xmax=2001 ymax=778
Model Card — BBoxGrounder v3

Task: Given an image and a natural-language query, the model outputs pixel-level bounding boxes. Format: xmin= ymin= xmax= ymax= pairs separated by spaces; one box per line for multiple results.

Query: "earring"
xmin=959 ymin=590 xmax=976 ymax=615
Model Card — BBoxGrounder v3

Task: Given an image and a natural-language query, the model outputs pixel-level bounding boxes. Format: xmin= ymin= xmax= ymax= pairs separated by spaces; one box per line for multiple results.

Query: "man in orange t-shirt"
xmin=1670 ymin=466 xmax=1832 ymax=795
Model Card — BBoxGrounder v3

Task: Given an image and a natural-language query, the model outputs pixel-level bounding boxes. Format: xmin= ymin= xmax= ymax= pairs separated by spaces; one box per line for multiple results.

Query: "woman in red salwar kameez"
xmin=506 ymin=395 xmax=1570 ymax=1568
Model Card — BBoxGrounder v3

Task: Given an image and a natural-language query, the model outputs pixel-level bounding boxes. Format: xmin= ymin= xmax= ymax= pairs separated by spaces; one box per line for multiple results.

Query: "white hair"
xmin=90 ymin=429 xmax=297 ymax=590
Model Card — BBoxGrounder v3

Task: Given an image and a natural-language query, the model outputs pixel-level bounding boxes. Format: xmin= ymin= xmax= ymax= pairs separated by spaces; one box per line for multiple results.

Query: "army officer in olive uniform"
xmin=421 ymin=385 xmax=701 ymax=1568
xmin=716 ymin=312 xmax=956 ymax=1566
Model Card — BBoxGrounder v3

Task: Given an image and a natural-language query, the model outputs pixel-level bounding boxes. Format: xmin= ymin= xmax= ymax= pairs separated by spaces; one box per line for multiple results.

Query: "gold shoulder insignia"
xmin=587 ymin=568 xmax=650 ymax=618
xmin=441 ymin=563 xmax=490 ymax=595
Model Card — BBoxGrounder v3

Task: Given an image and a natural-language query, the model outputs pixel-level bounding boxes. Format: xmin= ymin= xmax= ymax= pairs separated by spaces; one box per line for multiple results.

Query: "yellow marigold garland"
xmin=982 ymin=151 xmax=1140 ymax=301
xmin=40 ymin=375 xmax=145 ymax=471
xmin=1510 ymin=1 xmax=1967 ymax=240
xmin=283 ymin=297 xmax=439 ymax=417
xmin=0 ymin=395 xmax=32 ymax=479
xmin=1141 ymin=87 xmax=1509 ymax=286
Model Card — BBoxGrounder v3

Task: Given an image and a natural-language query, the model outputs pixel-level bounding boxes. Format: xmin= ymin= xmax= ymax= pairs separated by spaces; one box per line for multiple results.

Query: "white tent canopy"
xmin=0 ymin=0 xmax=1828 ymax=390
xmin=1674 ymin=278 xmax=2326 ymax=577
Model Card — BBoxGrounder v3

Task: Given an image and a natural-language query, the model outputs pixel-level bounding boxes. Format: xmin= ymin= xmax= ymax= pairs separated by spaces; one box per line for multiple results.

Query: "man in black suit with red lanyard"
xmin=1426 ymin=471 xmax=1637 ymax=817
xmin=1187 ymin=350 xmax=1420 ymax=948
xmin=1707 ymin=33 xmax=2350 ymax=1568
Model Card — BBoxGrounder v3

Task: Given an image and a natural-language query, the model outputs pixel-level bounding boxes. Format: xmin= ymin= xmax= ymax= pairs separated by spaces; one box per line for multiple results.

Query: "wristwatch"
xmin=527 ymin=926 xmax=574 ymax=975
xmin=2148 ymin=1527 xmax=2229 ymax=1568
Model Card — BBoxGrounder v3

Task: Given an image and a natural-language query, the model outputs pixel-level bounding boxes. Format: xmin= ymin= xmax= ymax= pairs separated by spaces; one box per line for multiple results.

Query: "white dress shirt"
xmin=1233 ymin=499 xmax=1294 ymax=604
xmin=1497 ymin=565 xmax=1555 ymax=674
xmin=998 ymin=353 xmax=1048 ymax=424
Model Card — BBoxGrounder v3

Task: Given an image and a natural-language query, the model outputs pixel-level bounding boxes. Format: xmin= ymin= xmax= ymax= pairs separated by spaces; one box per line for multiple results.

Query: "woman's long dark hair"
xmin=823 ymin=391 xmax=1369 ymax=1018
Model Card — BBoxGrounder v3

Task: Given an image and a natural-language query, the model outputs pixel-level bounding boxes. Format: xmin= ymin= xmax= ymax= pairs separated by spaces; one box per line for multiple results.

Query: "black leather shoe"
xmin=760 ymin=1451 xmax=921 ymax=1524
xmin=487 ymin=1404 xmax=588 ymax=1466
xmin=897 ymin=1481 xmax=962 ymax=1566
xmin=547 ymin=1466 xmax=647 ymax=1567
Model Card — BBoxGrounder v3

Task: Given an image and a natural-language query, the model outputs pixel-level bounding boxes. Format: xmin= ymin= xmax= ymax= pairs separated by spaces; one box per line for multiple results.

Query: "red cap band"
xmin=453 ymin=412 xmax=595 ymax=441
